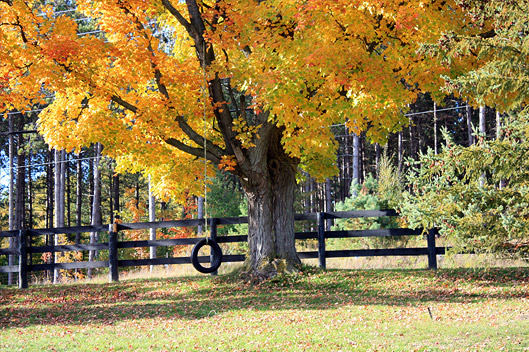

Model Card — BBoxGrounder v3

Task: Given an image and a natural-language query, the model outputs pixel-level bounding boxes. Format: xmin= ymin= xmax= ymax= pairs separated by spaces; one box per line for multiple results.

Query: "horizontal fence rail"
xmin=0 ymin=210 xmax=443 ymax=288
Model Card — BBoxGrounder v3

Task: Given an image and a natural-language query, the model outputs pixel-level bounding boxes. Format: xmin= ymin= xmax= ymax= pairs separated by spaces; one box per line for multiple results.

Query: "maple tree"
xmin=0 ymin=0 xmax=469 ymax=278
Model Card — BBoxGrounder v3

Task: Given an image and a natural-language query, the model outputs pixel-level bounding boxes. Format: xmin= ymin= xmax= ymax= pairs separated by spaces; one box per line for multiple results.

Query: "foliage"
xmin=422 ymin=0 xmax=529 ymax=112
xmin=334 ymin=155 xmax=403 ymax=229
xmin=1 ymin=268 xmax=529 ymax=350
xmin=400 ymin=119 xmax=529 ymax=256
xmin=332 ymin=156 xmax=409 ymax=249
xmin=404 ymin=0 xmax=529 ymax=258
xmin=53 ymin=235 xmax=84 ymax=281
xmin=205 ymin=171 xmax=244 ymax=235
xmin=0 ymin=0 xmax=470 ymax=194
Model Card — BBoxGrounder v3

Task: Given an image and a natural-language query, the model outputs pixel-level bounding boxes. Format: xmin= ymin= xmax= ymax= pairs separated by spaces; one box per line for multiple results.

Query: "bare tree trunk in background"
xmin=53 ymin=149 xmax=65 ymax=284
xmin=479 ymin=106 xmax=486 ymax=139
xmin=88 ymin=143 xmax=102 ymax=279
xmin=7 ymin=114 xmax=15 ymax=285
xmin=397 ymin=131 xmax=403 ymax=175
xmin=88 ymin=153 xmax=94 ymax=222
xmin=325 ymin=178 xmax=332 ymax=230
xmin=45 ymin=150 xmax=54 ymax=281
xmin=352 ymin=133 xmax=360 ymax=196
xmin=9 ymin=117 xmax=26 ymax=286
xmin=27 ymin=152 xmax=33 ymax=229
xmin=375 ymin=143 xmax=381 ymax=178
xmin=149 ymin=177 xmax=157 ymax=273
xmin=466 ymin=105 xmax=474 ymax=146
xmin=66 ymin=158 xmax=71 ymax=228
xmin=496 ymin=110 xmax=502 ymax=140
xmin=112 ymin=172 xmax=120 ymax=222
xmin=76 ymin=154 xmax=82 ymax=229
xmin=75 ymin=154 xmax=83 ymax=280
xmin=359 ymin=135 xmax=365 ymax=184
xmin=496 ymin=111 xmax=507 ymax=189
xmin=409 ymin=116 xmax=417 ymax=159
xmin=479 ymin=106 xmax=486 ymax=188
xmin=309 ymin=178 xmax=315 ymax=213
xmin=434 ymin=103 xmax=438 ymax=155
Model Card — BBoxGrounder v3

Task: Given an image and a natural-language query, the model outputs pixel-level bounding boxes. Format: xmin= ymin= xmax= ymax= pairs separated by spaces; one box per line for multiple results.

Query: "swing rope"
xmin=202 ymin=42 xmax=208 ymax=240
xmin=190 ymin=41 xmax=223 ymax=274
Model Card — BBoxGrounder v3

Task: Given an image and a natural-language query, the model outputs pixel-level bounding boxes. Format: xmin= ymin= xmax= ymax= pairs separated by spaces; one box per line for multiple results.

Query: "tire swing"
xmin=190 ymin=47 xmax=223 ymax=274
xmin=191 ymin=238 xmax=223 ymax=274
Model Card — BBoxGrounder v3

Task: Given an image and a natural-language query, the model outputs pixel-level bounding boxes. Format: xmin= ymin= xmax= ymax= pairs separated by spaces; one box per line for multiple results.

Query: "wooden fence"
xmin=0 ymin=210 xmax=444 ymax=289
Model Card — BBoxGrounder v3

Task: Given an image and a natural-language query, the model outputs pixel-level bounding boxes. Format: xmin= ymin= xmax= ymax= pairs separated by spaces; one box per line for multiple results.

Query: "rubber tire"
xmin=191 ymin=238 xmax=223 ymax=274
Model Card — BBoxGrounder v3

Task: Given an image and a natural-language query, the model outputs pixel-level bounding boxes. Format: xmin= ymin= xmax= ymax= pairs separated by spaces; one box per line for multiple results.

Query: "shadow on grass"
xmin=1 ymin=267 xmax=528 ymax=328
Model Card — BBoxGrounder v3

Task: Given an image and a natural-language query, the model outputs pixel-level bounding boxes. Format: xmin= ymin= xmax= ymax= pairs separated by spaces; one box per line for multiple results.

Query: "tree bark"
xmin=112 ymin=172 xmax=120 ymax=222
xmin=325 ymin=178 xmax=332 ymax=231
xmin=496 ymin=110 xmax=501 ymax=140
xmin=238 ymin=125 xmax=301 ymax=280
xmin=27 ymin=152 xmax=33 ymax=229
xmin=15 ymin=113 xmax=26 ymax=231
xmin=76 ymin=154 xmax=82 ymax=229
xmin=149 ymin=176 xmax=156 ymax=272
xmin=352 ymin=133 xmax=360 ymax=195
xmin=433 ymin=102 xmax=438 ymax=155
xmin=397 ymin=131 xmax=403 ymax=174
xmin=88 ymin=143 xmax=102 ymax=279
xmin=46 ymin=149 xmax=54 ymax=281
xmin=53 ymin=149 xmax=65 ymax=284
xmin=479 ymin=106 xmax=486 ymax=138
xmin=466 ymin=104 xmax=474 ymax=146
xmin=7 ymin=113 xmax=15 ymax=285
xmin=479 ymin=106 xmax=486 ymax=188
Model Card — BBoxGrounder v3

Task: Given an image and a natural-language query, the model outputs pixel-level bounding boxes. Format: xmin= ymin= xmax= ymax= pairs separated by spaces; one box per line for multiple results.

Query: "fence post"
xmin=427 ymin=228 xmax=437 ymax=270
xmin=210 ymin=218 xmax=218 ymax=276
xmin=317 ymin=212 xmax=326 ymax=269
xmin=18 ymin=230 xmax=28 ymax=289
xmin=108 ymin=223 xmax=119 ymax=283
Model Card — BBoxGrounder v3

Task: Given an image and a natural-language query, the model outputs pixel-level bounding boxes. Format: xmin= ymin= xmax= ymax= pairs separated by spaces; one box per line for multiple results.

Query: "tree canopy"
xmin=1 ymin=0 xmax=478 ymax=276
xmin=1 ymin=0 xmax=468 ymax=190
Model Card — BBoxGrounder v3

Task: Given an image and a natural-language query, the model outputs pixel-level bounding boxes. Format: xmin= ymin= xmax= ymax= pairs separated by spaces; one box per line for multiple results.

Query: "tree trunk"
xmin=76 ymin=154 xmax=83 ymax=229
xmin=237 ymin=125 xmax=301 ymax=280
xmin=27 ymin=152 xmax=33 ymax=229
xmin=112 ymin=172 xmax=120 ymax=221
xmin=479 ymin=106 xmax=486 ymax=188
xmin=88 ymin=143 xmax=102 ymax=279
xmin=466 ymin=104 xmax=474 ymax=146
xmin=433 ymin=102 xmax=438 ymax=155
xmin=479 ymin=106 xmax=486 ymax=138
xmin=375 ymin=143 xmax=381 ymax=178
xmin=7 ymin=113 xmax=15 ymax=285
xmin=75 ymin=153 xmax=83 ymax=280
xmin=325 ymin=178 xmax=332 ymax=231
xmin=54 ymin=149 xmax=65 ymax=284
xmin=397 ymin=131 xmax=403 ymax=174
xmin=149 ymin=176 xmax=156 ymax=272
xmin=352 ymin=133 xmax=360 ymax=195
xmin=46 ymin=149 xmax=54 ymax=281
xmin=496 ymin=110 xmax=501 ymax=140
xmin=15 ymin=141 xmax=26 ymax=232
xmin=66 ymin=156 xmax=71 ymax=228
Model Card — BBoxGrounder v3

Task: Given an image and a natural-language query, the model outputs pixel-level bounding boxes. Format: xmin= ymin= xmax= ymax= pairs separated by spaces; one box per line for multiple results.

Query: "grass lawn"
xmin=1 ymin=267 xmax=528 ymax=351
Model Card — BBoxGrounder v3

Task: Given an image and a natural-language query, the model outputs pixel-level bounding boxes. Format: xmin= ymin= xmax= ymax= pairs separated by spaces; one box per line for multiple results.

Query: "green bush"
xmin=331 ymin=156 xmax=412 ymax=249
xmin=399 ymin=115 xmax=529 ymax=258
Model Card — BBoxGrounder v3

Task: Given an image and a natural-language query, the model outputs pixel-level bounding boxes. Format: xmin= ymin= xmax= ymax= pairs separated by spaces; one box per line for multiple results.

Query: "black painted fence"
xmin=0 ymin=210 xmax=444 ymax=288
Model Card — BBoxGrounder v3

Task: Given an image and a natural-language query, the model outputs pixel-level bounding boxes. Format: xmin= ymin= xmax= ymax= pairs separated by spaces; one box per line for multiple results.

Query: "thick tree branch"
xmin=116 ymin=1 xmax=226 ymax=162
xmin=165 ymin=138 xmax=222 ymax=164
xmin=173 ymin=0 xmax=248 ymax=167
xmin=160 ymin=0 xmax=199 ymax=39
